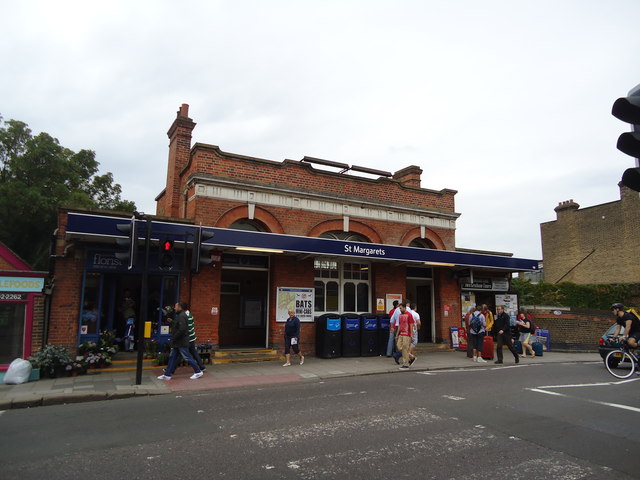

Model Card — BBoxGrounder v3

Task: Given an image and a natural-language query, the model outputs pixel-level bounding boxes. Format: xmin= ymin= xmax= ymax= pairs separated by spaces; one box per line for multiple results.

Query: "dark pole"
xmin=135 ymin=215 xmax=152 ymax=385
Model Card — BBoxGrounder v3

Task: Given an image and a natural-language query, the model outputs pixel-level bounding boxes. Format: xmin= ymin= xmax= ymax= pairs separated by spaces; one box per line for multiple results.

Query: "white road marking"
xmin=535 ymin=379 xmax=639 ymax=389
xmin=589 ymin=400 xmax=640 ymax=413
xmin=529 ymin=388 xmax=566 ymax=396
xmin=250 ymin=408 xmax=442 ymax=448
xmin=417 ymin=368 xmax=488 ymax=374
xmin=529 ymin=378 xmax=640 ymax=413
xmin=442 ymin=395 xmax=465 ymax=401
xmin=283 ymin=428 xmax=489 ymax=479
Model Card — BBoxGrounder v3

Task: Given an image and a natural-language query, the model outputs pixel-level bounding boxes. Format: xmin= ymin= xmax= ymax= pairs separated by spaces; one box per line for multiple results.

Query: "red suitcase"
xmin=481 ymin=335 xmax=494 ymax=360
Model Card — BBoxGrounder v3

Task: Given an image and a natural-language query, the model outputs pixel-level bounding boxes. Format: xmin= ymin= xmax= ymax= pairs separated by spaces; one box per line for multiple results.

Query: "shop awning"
xmin=66 ymin=212 xmax=538 ymax=271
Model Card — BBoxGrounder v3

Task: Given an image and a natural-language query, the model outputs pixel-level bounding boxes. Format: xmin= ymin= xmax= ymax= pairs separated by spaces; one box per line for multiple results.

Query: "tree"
xmin=0 ymin=115 xmax=136 ymax=270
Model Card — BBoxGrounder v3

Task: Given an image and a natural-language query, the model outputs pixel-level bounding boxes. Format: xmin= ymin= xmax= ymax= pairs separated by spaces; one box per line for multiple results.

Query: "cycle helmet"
xmin=611 ymin=303 xmax=624 ymax=310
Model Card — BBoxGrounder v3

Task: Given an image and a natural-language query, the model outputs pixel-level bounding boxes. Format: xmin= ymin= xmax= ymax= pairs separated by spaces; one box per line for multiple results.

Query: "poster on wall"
xmin=276 ymin=287 xmax=314 ymax=322
xmin=386 ymin=294 xmax=402 ymax=312
xmin=460 ymin=293 xmax=476 ymax=325
xmin=495 ymin=293 xmax=518 ymax=323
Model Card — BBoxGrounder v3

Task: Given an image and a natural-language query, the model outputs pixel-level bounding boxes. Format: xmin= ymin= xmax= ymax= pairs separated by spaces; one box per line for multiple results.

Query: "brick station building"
xmin=45 ymin=104 xmax=537 ymax=357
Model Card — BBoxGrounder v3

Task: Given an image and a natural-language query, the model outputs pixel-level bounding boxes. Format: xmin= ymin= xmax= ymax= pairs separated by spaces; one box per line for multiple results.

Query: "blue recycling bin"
xmin=341 ymin=313 xmax=361 ymax=357
xmin=360 ymin=313 xmax=379 ymax=356
xmin=378 ymin=314 xmax=390 ymax=356
xmin=315 ymin=313 xmax=341 ymax=358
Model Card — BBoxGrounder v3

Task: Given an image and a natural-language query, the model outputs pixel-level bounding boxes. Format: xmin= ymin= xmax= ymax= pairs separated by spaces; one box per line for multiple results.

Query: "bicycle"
xmin=605 ymin=339 xmax=639 ymax=379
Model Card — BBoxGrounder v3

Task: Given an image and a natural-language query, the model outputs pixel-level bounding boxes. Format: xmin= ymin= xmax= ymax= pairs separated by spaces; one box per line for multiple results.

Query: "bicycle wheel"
xmin=605 ymin=349 xmax=636 ymax=379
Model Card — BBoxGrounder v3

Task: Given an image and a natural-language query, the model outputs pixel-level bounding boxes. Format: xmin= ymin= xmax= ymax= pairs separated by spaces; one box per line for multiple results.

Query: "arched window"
xmin=229 ymin=219 xmax=267 ymax=232
xmin=320 ymin=231 xmax=368 ymax=242
xmin=409 ymin=238 xmax=436 ymax=249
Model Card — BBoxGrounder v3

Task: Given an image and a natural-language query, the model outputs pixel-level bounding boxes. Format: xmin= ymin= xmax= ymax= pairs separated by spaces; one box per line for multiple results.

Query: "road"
xmin=1 ymin=360 xmax=638 ymax=479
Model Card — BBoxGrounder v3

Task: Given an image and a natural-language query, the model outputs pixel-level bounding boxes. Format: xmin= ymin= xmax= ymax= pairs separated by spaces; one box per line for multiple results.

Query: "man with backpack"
xmin=611 ymin=303 xmax=640 ymax=349
xmin=467 ymin=305 xmax=487 ymax=363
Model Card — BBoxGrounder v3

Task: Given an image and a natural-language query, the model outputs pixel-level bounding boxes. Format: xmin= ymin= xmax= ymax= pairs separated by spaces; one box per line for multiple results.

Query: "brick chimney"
xmin=393 ymin=165 xmax=422 ymax=188
xmin=163 ymin=104 xmax=196 ymax=218
xmin=554 ymin=199 xmax=580 ymax=219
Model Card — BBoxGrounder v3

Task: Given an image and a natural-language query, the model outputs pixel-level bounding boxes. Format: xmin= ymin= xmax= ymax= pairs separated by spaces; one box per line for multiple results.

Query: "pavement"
xmin=0 ymin=350 xmax=603 ymax=410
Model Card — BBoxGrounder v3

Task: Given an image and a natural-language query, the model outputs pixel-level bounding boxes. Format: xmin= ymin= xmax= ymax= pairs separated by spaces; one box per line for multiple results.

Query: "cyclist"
xmin=611 ymin=303 xmax=640 ymax=349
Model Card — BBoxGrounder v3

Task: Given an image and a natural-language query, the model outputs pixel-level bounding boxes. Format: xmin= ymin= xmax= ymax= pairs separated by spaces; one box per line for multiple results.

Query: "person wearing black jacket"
xmin=494 ymin=305 xmax=519 ymax=364
xmin=157 ymin=302 xmax=204 ymax=380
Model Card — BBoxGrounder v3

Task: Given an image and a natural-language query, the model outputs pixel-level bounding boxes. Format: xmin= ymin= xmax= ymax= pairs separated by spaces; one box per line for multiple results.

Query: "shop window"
xmin=0 ymin=303 xmax=26 ymax=363
xmin=80 ymin=273 xmax=101 ymax=335
xmin=326 ymin=281 xmax=339 ymax=311
xmin=314 ymin=259 xmax=338 ymax=279
xmin=314 ymin=281 xmax=325 ymax=312
xmin=314 ymin=260 xmax=369 ymax=314
xmin=343 ymin=282 xmax=356 ymax=311
xmin=357 ymin=283 xmax=369 ymax=312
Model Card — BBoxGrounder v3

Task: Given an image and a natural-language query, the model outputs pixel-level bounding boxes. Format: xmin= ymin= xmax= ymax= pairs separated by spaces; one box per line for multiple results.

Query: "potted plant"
xmin=29 ymin=345 xmax=74 ymax=378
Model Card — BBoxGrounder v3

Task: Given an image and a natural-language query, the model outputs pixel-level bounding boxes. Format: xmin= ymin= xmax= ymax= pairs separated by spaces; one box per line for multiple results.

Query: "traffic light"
xmin=115 ymin=217 xmax=137 ymax=270
xmin=159 ymin=238 xmax=174 ymax=270
xmin=612 ymin=83 xmax=640 ymax=191
xmin=192 ymin=226 xmax=215 ymax=272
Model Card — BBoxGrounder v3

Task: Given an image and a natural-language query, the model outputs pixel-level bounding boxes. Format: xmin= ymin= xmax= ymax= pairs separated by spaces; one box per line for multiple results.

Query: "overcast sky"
xmin=2 ymin=1 xmax=639 ymax=261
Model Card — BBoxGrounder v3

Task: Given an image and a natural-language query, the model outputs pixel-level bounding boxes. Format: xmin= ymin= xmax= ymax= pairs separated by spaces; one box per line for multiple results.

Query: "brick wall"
xmin=541 ymin=186 xmax=640 ymax=284
xmin=30 ymin=295 xmax=45 ymax=355
xmin=48 ymin=211 xmax=84 ymax=352
xmin=528 ymin=307 xmax=613 ymax=352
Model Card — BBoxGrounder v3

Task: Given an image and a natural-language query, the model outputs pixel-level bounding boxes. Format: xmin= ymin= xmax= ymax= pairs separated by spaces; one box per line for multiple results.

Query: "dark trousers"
xmin=496 ymin=331 xmax=519 ymax=362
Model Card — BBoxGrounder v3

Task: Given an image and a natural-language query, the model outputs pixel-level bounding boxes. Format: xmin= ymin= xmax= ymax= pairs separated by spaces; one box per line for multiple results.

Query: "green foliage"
xmin=0 ymin=115 xmax=136 ymax=269
xmin=28 ymin=345 xmax=74 ymax=376
xmin=510 ymin=278 xmax=639 ymax=310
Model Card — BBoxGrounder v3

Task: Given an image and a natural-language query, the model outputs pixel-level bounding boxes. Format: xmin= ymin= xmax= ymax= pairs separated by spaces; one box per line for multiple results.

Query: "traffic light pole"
xmin=135 ymin=215 xmax=152 ymax=385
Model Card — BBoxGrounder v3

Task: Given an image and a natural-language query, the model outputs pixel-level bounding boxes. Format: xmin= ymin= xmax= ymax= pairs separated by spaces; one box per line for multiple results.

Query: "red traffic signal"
xmin=161 ymin=239 xmax=173 ymax=252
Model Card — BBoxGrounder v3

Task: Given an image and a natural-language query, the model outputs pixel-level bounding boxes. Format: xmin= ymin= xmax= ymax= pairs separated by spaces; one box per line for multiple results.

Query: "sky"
xmin=2 ymin=0 xmax=639 ymax=261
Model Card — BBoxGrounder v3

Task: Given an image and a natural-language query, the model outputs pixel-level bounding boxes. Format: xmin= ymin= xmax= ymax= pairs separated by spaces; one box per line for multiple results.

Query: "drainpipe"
xmin=43 ymin=229 xmax=74 ymax=344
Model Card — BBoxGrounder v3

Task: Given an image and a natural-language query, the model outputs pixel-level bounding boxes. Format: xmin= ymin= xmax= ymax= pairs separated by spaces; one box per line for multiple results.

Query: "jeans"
xmin=386 ymin=329 xmax=396 ymax=356
xmin=188 ymin=342 xmax=205 ymax=370
xmin=165 ymin=346 xmax=202 ymax=376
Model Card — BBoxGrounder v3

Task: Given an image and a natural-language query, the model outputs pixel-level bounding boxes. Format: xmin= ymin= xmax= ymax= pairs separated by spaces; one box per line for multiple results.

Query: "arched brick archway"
xmin=307 ymin=219 xmax=382 ymax=243
xmin=216 ymin=205 xmax=285 ymax=233
xmin=399 ymin=227 xmax=446 ymax=250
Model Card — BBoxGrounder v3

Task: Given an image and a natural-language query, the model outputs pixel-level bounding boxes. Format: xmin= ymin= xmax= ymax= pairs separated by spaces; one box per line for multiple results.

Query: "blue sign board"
xmin=66 ymin=212 xmax=539 ymax=271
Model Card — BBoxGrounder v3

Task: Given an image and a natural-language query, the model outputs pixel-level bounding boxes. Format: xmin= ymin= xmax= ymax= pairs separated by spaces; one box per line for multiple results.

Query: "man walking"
xmin=494 ymin=305 xmax=519 ymax=364
xmin=395 ymin=303 xmax=416 ymax=369
xmin=158 ymin=302 xmax=204 ymax=380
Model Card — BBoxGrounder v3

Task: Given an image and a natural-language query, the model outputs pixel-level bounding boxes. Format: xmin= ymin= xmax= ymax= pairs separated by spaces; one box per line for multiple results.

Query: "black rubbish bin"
xmin=315 ymin=313 xmax=342 ymax=358
xmin=360 ymin=314 xmax=379 ymax=356
xmin=377 ymin=314 xmax=390 ymax=356
xmin=341 ymin=313 xmax=361 ymax=357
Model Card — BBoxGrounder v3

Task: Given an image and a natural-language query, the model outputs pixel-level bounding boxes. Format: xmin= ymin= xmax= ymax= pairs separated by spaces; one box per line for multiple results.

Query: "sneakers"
xmin=282 ymin=362 xmax=291 ymax=367
xmin=190 ymin=371 xmax=204 ymax=379
xmin=393 ymin=352 xmax=401 ymax=365
xmin=477 ymin=357 xmax=487 ymax=363
xmin=472 ymin=356 xmax=477 ymax=362
xmin=399 ymin=366 xmax=409 ymax=370
xmin=300 ymin=356 xmax=305 ymax=365
xmin=494 ymin=360 xmax=503 ymax=364
xmin=409 ymin=356 xmax=416 ymax=366
xmin=157 ymin=375 xmax=171 ymax=380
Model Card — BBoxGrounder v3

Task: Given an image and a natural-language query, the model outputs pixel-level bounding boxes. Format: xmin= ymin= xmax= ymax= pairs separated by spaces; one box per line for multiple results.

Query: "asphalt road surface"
xmin=1 ymin=359 xmax=638 ymax=479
